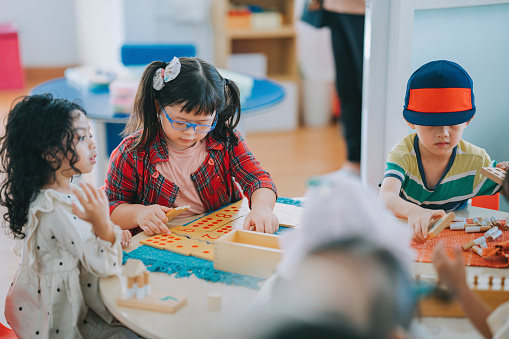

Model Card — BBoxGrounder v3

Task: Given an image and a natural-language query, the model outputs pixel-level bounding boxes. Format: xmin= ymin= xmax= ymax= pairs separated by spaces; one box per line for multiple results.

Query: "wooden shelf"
xmin=227 ymin=26 xmax=295 ymax=39
xmin=212 ymin=0 xmax=298 ymax=81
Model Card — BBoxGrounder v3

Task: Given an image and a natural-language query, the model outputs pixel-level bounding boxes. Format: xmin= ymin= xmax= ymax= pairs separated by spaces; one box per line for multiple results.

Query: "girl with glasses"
xmin=105 ymin=57 xmax=278 ymax=236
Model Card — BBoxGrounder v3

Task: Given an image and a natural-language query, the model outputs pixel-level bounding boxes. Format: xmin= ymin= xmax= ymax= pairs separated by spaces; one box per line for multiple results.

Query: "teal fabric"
xmin=122 ymin=198 xmax=301 ymax=289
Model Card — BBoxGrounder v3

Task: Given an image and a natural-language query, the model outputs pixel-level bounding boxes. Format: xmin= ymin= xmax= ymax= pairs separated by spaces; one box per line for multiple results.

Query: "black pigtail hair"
xmin=125 ymin=57 xmax=243 ymax=149
xmin=126 ymin=61 xmax=165 ymax=151
xmin=0 ymin=94 xmax=85 ymax=238
xmin=211 ymin=78 xmax=241 ymax=146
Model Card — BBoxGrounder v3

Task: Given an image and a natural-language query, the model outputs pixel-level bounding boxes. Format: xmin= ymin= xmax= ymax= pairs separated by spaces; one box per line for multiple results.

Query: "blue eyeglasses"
xmin=161 ymin=106 xmax=217 ymax=134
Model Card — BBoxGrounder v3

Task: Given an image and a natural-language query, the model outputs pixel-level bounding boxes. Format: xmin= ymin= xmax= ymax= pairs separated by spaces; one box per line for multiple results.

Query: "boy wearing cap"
xmin=379 ymin=60 xmax=509 ymax=242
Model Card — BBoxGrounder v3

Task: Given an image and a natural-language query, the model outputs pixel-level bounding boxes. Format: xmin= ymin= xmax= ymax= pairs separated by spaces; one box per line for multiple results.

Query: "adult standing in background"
xmin=304 ymin=0 xmax=365 ymax=175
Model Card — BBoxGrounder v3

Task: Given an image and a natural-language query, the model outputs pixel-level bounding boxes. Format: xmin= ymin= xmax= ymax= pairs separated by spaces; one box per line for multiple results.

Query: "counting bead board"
xmin=140 ymin=200 xmax=301 ymax=261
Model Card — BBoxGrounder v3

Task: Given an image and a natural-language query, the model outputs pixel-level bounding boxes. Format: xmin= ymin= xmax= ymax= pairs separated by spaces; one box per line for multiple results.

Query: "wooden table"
xmin=99 ymin=216 xmax=262 ymax=339
xmin=412 ymin=206 xmax=509 ymax=278
xmin=414 ymin=206 xmax=509 ymax=339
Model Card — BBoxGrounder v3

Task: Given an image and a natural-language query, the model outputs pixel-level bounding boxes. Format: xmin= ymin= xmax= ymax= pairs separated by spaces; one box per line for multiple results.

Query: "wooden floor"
xmin=0 ymin=71 xmax=346 ymax=327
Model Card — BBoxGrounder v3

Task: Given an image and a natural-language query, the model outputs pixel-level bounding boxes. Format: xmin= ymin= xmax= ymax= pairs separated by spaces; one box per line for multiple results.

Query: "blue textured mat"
xmin=123 ymin=197 xmax=301 ymax=290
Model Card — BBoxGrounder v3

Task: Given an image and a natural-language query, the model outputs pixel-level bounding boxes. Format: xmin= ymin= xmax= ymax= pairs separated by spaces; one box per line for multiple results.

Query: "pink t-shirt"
xmin=155 ymin=140 xmax=208 ymax=218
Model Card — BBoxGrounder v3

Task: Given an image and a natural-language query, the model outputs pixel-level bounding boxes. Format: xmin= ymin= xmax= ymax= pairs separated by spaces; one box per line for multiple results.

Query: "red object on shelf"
xmin=227 ymin=9 xmax=251 ymax=29
xmin=471 ymin=193 xmax=500 ymax=210
xmin=0 ymin=23 xmax=24 ymax=90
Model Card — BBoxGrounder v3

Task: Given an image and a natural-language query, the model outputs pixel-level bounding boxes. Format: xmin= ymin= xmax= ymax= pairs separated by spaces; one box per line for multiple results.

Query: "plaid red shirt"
xmin=105 ymin=129 xmax=277 ymax=233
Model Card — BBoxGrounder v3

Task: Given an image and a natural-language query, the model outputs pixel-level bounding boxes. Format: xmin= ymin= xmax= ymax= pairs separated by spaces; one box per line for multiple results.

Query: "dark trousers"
xmin=325 ymin=11 xmax=365 ymax=162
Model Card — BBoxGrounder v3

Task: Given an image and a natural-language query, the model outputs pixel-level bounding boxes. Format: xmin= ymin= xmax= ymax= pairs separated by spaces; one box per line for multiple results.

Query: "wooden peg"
xmin=484 ymin=226 xmax=499 ymax=238
xmin=465 ymin=226 xmax=491 ymax=233
xmin=472 ymin=246 xmax=484 ymax=257
xmin=488 ymin=229 xmax=503 ymax=242
xmin=462 ymin=236 xmax=487 ymax=251
xmin=490 ymin=216 xmax=501 ymax=227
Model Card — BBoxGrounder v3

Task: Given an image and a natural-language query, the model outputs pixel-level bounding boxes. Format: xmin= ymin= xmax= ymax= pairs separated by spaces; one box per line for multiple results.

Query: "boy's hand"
xmin=243 ymin=207 xmax=279 ymax=234
xmin=137 ymin=205 xmax=171 ymax=236
xmin=121 ymin=230 xmax=132 ymax=247
xmin=408 ymin=208 xmax=445 ymax=243
xmin=71 ymin=182 xmax=114 ymax=242
xmin=432 ymin=243 xmax=468 ymax=295
xmin=496 ymin=161 xmax=509 ymax=171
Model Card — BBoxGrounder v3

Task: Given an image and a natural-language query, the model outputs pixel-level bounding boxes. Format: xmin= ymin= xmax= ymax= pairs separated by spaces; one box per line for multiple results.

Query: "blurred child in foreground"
xmin=233 ymin=172 xmax=421 ymax=339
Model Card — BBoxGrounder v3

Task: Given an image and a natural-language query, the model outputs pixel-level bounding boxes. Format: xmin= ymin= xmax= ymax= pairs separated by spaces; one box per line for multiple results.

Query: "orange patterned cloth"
xmin=412 ymin=226 xmax=509 ymax=268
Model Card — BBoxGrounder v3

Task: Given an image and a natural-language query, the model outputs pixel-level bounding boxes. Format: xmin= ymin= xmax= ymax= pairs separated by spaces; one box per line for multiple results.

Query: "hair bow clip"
xmin=152 ymin=56 xmax=181 ymax=91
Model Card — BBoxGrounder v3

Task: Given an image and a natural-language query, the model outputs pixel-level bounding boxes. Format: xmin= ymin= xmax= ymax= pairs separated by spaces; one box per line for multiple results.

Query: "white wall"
xmin=74 ymin=0 xmax=125 ymax=70
xmin=123 ymin=0 xmax=214 ymax=63
xmin=0 ymin=0 xmax=78 ymax=67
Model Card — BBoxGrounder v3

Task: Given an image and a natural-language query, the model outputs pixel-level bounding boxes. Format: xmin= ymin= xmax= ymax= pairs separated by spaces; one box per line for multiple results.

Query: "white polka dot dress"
xmin=4 ymin=189 xmax=129 ymax=338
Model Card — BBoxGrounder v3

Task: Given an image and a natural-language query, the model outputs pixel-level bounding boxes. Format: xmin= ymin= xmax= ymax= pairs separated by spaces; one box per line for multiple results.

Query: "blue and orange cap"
xmin=403 ymin=60 xmax=475 ymax=126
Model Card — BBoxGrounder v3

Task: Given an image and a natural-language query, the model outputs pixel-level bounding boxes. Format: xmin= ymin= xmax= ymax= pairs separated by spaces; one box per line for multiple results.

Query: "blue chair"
xmin=121 ymin=44 xmax=196 ymax=66
xmin=106 ymin=44 xmax=197 ymax=155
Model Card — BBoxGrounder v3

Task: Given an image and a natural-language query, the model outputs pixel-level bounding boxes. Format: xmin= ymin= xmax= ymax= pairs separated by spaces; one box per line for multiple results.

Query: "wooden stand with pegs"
xmin=419 ymin=274 xmax=509 ymax=317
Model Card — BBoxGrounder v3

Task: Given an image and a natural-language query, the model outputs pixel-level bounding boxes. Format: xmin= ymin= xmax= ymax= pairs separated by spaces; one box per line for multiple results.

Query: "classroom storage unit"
xmin=211 ymin=0 xmax=299 ymax=132
xmin=211 ymin=0 xmax=298 ymax=82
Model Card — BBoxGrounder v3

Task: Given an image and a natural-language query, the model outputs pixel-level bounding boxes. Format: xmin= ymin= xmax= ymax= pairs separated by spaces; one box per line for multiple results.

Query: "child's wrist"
xmin=451 ymin=280 xmax=470 ymax=298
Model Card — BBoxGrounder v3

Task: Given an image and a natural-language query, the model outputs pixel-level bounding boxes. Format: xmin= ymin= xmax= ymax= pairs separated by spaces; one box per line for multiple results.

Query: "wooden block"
xmin=170 ymin=225 xmax=208 ymax=239
xmin=427 ymin=212 xmax=455 ymax=239
xmin=223 ymin=215 xmax=247 ymax=230
xmin=182 ymin=200 xmax=248 ymax=233
xmin=189 ymin=241 xmax=214 ymax=261
xmin=207 ymin=293 xmax=222 ymax=311
xmin=197 ymin=226 xmax=235 ymax=243
xmin=123 ymin=259 xmax=146 ymax=277
xmin=165 ymin=205 xmax=191 ymax=221
xmin=117 ymin=293 xmax=186 ymax=314
xmin=214 ymin=230 xmax=283 ymax=279
xmin=164 ymin=237 xmax=198 ymax=256
xmin=481 ymin=167 xmax=507 ymax=185
xmin=184 ymin=218 xmax=228 ymax=233
xmin=140 ymin=234 xmax=188 ymax=250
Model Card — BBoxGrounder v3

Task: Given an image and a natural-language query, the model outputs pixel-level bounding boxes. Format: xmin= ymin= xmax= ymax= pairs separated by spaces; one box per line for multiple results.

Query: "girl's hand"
xmin=432 ymin=243 xmax=468 ymax=295
xmin=408 ymin=208 xmax=445 ymax=243
xmin=137 ymin=205 xmax=171 ymax=236
xmin=121 ymin=230 xmax=132 ymax=247
xmin=71 ymin=182 xmax=114 ymax=243
xmin=243 ymin=207 xmax=279 ymax=234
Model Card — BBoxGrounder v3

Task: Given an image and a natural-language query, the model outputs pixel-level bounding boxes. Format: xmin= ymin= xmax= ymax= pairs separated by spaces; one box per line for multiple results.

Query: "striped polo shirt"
xmin=383 ymin=133 xmax=500 ymax=211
